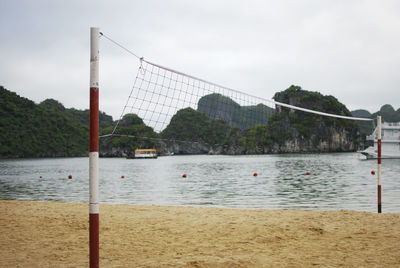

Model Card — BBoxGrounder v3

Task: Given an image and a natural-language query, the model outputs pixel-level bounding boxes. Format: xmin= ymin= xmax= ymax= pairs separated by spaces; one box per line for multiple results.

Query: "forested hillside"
xmin=100 ymin=113 xmax=158 ymax=157
xmin=161 ymin=108 xmax=230 ymax=145
xmin=1 ymin=84 xmax=398 ymax=158
xmin=0 ymin=86 xmax=112 ymax=157
xmin=0 ymin=86 xmax=88 ymax=157
xmin=39 ymin=98 xmax=113 ymax=129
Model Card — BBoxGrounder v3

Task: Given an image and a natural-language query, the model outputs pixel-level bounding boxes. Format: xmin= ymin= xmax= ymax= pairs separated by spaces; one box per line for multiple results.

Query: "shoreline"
xmin=1 ymin=200 xmax=400 ymax=267
xmin=0 ymin=151 xmax=364 ymax=159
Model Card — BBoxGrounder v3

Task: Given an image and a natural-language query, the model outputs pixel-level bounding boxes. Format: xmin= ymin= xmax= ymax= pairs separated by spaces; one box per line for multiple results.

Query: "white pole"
xmin=89 ymin=27 xmax=100 ymax=267
xmin=377 ymin=115 xmax=382 ymax=213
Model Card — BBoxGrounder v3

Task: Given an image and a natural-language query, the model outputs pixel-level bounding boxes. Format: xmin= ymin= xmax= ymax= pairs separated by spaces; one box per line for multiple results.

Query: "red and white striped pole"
xmin=89 ymin=27 xmax=100 ymax=267
xmin=377 ymin=115 xmax=382 ymax=213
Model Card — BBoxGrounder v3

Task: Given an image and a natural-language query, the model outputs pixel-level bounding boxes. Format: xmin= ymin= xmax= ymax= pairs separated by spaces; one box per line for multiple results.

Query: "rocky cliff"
xmin=215 ymin=86 xmax=360 ymax=154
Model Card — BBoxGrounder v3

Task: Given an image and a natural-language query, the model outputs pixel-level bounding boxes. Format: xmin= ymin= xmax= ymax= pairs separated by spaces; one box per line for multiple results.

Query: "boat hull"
xmin=134 ymin=154 xmax=157 ymax=159
xmin=130 ymin=149 xmax=158 ymax=159
xmin=360 ymin=147 xmax=400 ymax=159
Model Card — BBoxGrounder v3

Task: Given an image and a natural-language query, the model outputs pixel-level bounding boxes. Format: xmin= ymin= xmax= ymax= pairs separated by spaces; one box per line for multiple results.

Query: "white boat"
xmin=360 ymin=122 xmax=400 ymax=159
xmin=133 ymin=148 xmax=157 ymax=159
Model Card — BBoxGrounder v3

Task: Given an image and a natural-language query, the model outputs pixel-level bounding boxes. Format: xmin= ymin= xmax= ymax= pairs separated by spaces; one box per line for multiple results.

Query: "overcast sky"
xmin=1 ymin=0 xmax=399 ymax=120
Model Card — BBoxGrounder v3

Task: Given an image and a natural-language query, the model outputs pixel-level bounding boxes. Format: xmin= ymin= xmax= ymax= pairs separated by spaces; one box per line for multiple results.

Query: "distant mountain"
xmin=352 ymin=104 xmax=400 ymax=122
xmin=351 ymin=109 xmax=371 ymax=118
xmin=197 ymin=93 xmax=275 ymax=130
xmin=351 ymin=104 xmax=400 ymax=136
xmin=372 ymin=104 xmax=400 ymax=122
xmin=351 ymin=109 xmax=373 ymax=136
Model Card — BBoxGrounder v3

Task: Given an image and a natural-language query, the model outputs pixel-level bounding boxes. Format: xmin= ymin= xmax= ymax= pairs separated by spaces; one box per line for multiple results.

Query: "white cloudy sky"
xmin=1 ymin=0 xmax=399 ymax=120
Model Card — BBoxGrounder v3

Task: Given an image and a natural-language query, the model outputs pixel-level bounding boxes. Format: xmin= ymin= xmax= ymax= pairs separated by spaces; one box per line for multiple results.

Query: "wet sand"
xmin=0 ymin=200 xmax=399 ymax=267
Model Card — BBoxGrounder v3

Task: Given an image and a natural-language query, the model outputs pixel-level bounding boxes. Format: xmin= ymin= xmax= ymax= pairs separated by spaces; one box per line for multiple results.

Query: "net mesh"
xmin=111 ymin=59 xmax=276 ymax=134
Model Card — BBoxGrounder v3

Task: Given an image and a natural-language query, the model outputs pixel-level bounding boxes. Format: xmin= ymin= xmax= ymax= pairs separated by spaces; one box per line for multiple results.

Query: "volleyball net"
xmin=99 ymin=32 xmax=374 ymax=149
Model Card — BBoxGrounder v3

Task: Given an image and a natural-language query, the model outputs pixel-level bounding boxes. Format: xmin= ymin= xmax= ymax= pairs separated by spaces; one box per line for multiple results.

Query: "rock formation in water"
xmin=218 ymin=86 xmax=360 ymax=154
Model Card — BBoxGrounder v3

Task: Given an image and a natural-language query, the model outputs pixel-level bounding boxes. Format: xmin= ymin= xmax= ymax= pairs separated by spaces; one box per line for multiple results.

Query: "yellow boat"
xmin=133 ymin=148 xmax=157 ymax=159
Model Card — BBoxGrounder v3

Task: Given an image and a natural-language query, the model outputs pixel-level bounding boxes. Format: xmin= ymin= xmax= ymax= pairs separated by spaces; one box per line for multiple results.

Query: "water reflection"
xmin=273 ymin=156 xmax=344 ymax=209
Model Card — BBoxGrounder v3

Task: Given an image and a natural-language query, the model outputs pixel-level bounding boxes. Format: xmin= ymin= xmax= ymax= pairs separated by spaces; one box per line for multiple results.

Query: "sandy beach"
xmin=0 ymin=200 xmax=399 ymax=267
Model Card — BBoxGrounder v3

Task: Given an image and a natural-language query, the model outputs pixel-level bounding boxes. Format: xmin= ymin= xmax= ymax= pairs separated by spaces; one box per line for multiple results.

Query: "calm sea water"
xmin=0 ymin=153 xmax=399 ymax=213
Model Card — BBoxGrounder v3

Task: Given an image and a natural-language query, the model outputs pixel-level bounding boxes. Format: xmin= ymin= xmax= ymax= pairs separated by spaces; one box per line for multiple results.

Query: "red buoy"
xmin=39 ymin=176 xmax=42 ymax=179
xmin=121 ymin=175 xmax=125 ymax=179
xmin=68 ymin=175 xmax=72 ymax=179
xmin=306 ymin=172 xmax=310 ymax=175
xmin=182 ymin=174 xmax=187 ymax=178
xmin=371 ymin=170 xmax=375 ymax=175
xmin=253 ymin=172 xmax=258 ymax=177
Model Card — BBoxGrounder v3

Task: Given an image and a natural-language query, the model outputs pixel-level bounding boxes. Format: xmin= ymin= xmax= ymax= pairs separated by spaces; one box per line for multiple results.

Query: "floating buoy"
xmin=121 ymin=175 xmax=125 ymax=179
xmin=68 ymin=175 xmax=72 ymax=179
xmin=306 ymin=172 xmax=311 ymax=175
xmin=39 ymin=176 xmax=42 ymax=179
xmin=253 ymin=172 xmax=258 ymax=177
xmin=182 ymin=174 xmax=187 ymax=178
xmin=371 ymin=170 xmax=375 ymax=175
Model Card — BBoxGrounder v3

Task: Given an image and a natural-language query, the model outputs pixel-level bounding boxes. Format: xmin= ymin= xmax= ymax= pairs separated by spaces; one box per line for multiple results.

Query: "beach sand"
xmin=0 ymin=200 xmax=399 ymax=267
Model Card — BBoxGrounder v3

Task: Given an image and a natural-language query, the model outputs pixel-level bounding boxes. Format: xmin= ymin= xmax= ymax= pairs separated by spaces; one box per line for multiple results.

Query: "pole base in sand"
xmin=90 ymin=213 xmax=99 ymax=268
